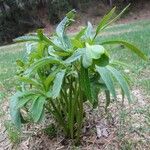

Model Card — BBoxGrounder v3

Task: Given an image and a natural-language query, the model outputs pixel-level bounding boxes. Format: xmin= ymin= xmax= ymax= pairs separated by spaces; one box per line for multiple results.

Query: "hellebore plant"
xmin=10 ymin=5 xmax=147 ymax=143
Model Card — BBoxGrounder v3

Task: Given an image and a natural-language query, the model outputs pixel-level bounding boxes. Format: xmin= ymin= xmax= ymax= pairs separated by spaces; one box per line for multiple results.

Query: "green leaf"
xmin=96 ymin=66 xmax=116 ymax=99
xmin=83 ymin=22 xmax=94 ymax=40
xmin=44 ymin=69 xmax=60 ymax=91
xmin=82 ymin=43 xmax=106 ymax=68
xmin=37 ymin=41 xmax=46 ymax=57
xmin=62 ymin=35 xmax=72 ymax=49
xmin=64 ymin=49 xmax=82 ymax=64
xmin=56 ymin=9 xmax=76 ymax=38
xmin=37 ymin=29 xmax=64 ymax=51
xmin=54 ymin=51 xmax=70 ymax=57
xmin=94 ymin=7 xmax=116 ymax=39
xmin=25 ymin=57 xmax=63 ymax=75
xmin=101 ymin=40 xmax=148 ymax=60
xmin=18 ymin=76 xmax=42 ymax=88
xmin=71 ymin=38 xmax=83 ymax=48
xmin=107 ymin=65 xmax=131 ymax=102
xmin=55 ymin=10 xmax=75 ymax=50
xmin=30 ymin=96 xmax=45 ymax=122
xmin=14 ymin=35 xmax=39 ymax=42
xmin=16 ymin=60 xmax=24 ymax=67
xmin=82 ymin=48 xmax=92 ymax=68
xmin=10 ymin=92 xmax=23 ymax=129
xmin=75 ymin=27 xmax=87 ymax=40
xmin=37 ymin=29 xmax=43 ymax=40
xmin=101 ymin=4 xmax=130 ymax=31
xmin=52 ymin=70 xmax=66 ymax=99
xmin=48 ymin=46 xmax=58 ymax=57
xmin=18 ymin=94 xmax=39 ymax=109
xmin=93 ymin=53 xmax=109 ymax=67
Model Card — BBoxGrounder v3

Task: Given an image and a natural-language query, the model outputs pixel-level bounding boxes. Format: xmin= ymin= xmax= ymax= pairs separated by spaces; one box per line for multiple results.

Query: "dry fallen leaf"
xmin=20 ymin=137 xmax=30 ymax=150
xmin=96 ymin=122 xmax=109 ymax=138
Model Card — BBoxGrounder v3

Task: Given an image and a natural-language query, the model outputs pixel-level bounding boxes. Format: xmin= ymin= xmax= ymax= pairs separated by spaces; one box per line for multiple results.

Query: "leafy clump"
xmin=10 ymin=5 xmax=147 ymax=143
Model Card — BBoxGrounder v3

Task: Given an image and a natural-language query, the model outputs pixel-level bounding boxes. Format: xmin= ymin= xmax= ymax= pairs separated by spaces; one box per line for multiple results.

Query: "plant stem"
xmin=76 ymin=82 xmax=84 ymax=144
xmin=45 ymin=99 xmax=68 ymax=135
xmin=68 ymin=76 xmax=74 ymax=139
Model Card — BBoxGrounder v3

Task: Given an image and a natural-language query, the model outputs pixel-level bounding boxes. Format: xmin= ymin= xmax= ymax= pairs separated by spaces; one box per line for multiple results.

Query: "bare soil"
xmin=1 ymin=88 xmax=149 ymax=150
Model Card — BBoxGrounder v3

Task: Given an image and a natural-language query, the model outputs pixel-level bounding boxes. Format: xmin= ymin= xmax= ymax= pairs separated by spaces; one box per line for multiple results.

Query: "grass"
xmin=0 ymin=43 xmax=25 ymax=90
xmin=96 ymin=19 xmax=150 ymax=95
xmin=0 ymin=19 xmax=150 ymax=149
xmin=0 ymin=20 xmax=149 ymax=92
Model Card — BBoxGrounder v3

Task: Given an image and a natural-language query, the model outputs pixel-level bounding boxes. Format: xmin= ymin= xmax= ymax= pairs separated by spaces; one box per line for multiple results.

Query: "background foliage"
xmin=0 ymin=0 xmax=44 ymax=44
xmin=0 ymin=0 xmax=133 ymax=45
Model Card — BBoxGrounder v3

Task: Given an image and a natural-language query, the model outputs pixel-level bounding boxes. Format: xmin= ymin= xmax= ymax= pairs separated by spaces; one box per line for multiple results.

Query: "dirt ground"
xmin=1 ymin=88 xmax=149 ymax=150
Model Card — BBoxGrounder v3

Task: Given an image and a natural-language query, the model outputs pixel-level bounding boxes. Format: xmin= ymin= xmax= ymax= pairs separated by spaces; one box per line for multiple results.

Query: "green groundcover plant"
xmin=10 ymin=5 xmax=147 ymax=144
